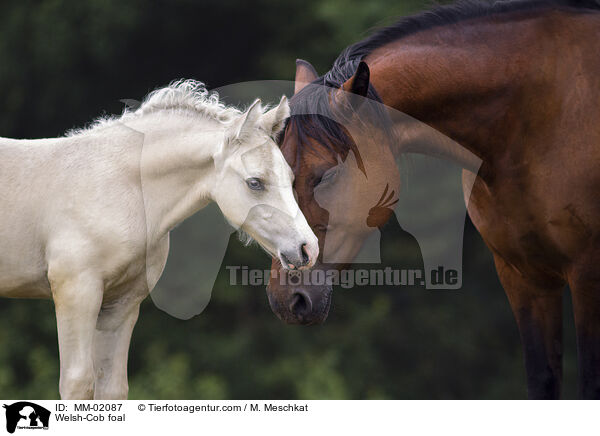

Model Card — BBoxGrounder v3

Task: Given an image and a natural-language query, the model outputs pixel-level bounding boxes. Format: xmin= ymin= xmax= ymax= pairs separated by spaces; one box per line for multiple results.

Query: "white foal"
xmin=0 ymin=80 xmax=318 ymax=399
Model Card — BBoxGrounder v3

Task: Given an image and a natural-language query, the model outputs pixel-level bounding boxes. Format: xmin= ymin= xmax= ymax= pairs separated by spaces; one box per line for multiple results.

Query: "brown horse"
xmin=267 ymin=0 xmax=600 ymax=399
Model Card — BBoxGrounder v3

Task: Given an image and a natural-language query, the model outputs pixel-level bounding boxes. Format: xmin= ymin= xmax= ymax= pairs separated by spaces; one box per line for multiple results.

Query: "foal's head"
xmin=266 ymin=60 xmax=400 ymax=324
xmin=212 ymin=96 xmax=319 ymax=270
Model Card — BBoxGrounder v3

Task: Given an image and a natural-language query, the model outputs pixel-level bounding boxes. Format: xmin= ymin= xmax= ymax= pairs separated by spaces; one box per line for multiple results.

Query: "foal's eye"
xmin=246 ymin=178 xmax=265 ymax=191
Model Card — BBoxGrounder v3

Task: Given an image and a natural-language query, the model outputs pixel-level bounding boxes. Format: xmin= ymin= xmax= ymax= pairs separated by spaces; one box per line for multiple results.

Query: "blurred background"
xmin=0 ymin=0 xmax=578 ymax=399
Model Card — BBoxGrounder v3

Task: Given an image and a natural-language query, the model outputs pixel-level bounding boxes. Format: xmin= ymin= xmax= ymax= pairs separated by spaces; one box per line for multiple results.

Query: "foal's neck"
xmin=129 ymin=112 xmax=223 ymax=239
xmin=365 ymin=8 xmax=569 ymax=174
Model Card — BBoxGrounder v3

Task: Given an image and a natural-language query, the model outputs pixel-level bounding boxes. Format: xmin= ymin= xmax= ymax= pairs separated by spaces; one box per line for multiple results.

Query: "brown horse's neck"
xmin=365 ymin=8 xmax=577 ymax=174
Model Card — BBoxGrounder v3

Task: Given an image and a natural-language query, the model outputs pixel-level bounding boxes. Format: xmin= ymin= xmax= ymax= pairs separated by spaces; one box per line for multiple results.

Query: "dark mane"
xmin=288 ymin=0 xmax=599 ymax=165
xmin=325 ymin=0 xmax=599 ymax=88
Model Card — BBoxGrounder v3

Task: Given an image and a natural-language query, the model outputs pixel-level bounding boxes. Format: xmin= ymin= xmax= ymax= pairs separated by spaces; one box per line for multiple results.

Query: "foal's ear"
xmin=261 ymin=95 xmax=290 ymax=136
xmin=295 ymin=59 xmax=318 ymax=94
xmin=228 ymin=99 xmax=263 ymax=142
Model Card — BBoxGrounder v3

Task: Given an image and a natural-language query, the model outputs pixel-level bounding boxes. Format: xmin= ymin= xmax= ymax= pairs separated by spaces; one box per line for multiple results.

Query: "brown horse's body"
xmin=267 ymin=0 xmax=600 ymax=398
xmin=369 ymin=8 xmax=600 ymax=399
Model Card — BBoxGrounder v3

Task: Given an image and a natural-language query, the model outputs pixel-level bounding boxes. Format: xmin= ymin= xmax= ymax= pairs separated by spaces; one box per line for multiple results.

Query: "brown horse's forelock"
xmin=286 ymin=78 xmax=395 ymax=176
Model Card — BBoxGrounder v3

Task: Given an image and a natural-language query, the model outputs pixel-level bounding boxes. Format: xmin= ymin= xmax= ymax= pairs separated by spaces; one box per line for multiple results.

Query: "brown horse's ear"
xmin=333 ymin=61 xmax=371 ymax=112
xmin=294 ymin=59 xmax=318 ymax=94
xmin=342 ymin=61 xmax=370 ymax=98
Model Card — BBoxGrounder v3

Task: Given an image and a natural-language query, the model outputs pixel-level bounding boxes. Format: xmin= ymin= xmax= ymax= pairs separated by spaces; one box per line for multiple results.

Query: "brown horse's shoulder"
xmin=463 ymin=160 xmax=592 ymax=285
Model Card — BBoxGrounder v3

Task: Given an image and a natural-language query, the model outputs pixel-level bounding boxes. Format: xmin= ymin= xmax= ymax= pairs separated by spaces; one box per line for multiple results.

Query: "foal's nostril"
xmin=301 ymin=244 xmax=310 ymax=265
xmin=289 ymin=291 xmax=312 ymax=320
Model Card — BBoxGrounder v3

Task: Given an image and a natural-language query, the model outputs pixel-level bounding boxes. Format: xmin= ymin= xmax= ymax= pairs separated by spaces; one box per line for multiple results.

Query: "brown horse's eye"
xmin=315 ymin=167 xmax=339 ymax=187
xmin=313 ymin=224 xmax=328 ymax=233
xmin=246 ymin=178 xmax=264 ymax=191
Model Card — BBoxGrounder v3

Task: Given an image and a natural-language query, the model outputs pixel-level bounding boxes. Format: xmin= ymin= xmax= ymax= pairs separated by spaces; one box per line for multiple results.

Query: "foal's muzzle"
xmin=278 ymin=241 xmax=318 ymax=270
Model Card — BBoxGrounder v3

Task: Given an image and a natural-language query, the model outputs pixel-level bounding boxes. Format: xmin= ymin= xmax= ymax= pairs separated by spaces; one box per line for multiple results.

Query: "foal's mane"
xmin=289 ymin=0 xmax=599 ymax=164
xmin=68 ymin=80 xmax=241 ymax=136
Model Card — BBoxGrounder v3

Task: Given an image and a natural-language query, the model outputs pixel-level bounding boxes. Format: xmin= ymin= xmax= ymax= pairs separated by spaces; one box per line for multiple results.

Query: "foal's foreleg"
xmin=51 ymin=272 xmax=103 ymax=400
xmin=493 ymin=255 xmax=565 ymax=399
xmin=93 ymin=295 xmax=144 ymax=400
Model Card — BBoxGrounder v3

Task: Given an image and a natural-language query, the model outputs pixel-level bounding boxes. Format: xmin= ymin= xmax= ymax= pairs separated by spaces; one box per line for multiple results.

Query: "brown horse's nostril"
xmin=289 ymin=291 xmax=312 ymax=321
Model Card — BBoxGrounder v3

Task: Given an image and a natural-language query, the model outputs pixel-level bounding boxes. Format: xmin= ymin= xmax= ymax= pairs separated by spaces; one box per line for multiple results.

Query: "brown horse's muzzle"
xmin=266 ymin=262 xmax=333 ymax=325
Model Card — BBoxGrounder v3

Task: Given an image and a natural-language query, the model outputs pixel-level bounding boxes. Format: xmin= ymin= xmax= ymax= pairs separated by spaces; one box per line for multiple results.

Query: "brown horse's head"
xmin=266 ymin=59 xmax=400 ymax=325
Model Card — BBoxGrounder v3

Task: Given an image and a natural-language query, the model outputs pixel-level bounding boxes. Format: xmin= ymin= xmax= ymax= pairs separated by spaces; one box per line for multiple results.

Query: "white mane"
xmin=67 ymin=79 xmax=241 ymax=136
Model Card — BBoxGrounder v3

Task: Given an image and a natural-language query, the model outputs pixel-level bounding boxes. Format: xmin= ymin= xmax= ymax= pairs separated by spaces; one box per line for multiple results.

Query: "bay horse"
xmin=0 ymin=80 xmax=318 ymax=399
xmin=267 ymin=0 xmax=600 ymax=399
